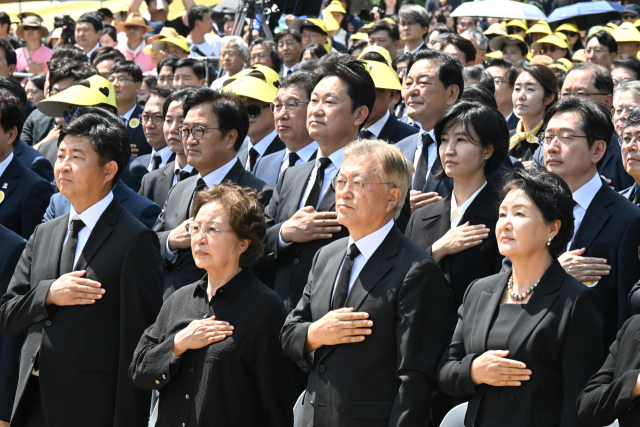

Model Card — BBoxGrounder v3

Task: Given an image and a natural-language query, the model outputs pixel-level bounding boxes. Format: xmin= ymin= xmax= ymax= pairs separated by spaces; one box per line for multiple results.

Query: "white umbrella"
xmin=450 ymin=0 xmax=547 ymax=20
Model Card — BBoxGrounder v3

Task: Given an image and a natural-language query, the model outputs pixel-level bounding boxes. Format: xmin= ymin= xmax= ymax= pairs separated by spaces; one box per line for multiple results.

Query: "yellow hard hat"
xmin=152 ymin=36 xmax=191 ymax=54
xmin=505 ymin=19 xmax=528 ymax=30
xmin=289 ymin=18 xmax=328 ymax=35
xmin=531 ymin=33 xmax=569 ymax=52
xmin=223 ymin=68 xmax=281 ymax=104
xmin=485 ymin=50 xmax=503 ymax=59
xmin=557 ymin=57 xmax=573 ymax=70
xmin=358 ymin=45 xmax=393 ymax=66
xmin=526 ymin=21 xmax=552 ymax=36
xmin=350 ymin=32 xmax=368 ymax=41
xmin=324 ymin=0 xmax=346 ymax=14
xmin=322 ymin=10 xmax=340 ymax=32
xmin=556 ymin=21 xmax=579 ymax=34
xmin=38 ymin=75 xmax=117 ymax=117
xmin=613 ymin=22 xmax=640 ymax=43
xmin=362 ymin=60 xmax=401 ymax=91
xmin=489 ymin=34 xmax=529 ymax=54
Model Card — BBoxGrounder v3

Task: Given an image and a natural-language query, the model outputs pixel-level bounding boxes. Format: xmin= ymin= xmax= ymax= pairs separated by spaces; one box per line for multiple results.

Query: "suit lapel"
xmin=421 ymin=195 xmax=451 ymax=247
xmin=458 ymin=183 xmax=498 ymax=226
xmin=181 ymin=177 xmax=198 ymax=219
xmin=377 ymin=115 xmax=393 ymax=142
xmin=160 ymin=163 xmax=175 ymax=196
xmin=264 ymin=135 xmax=285 ymax=157
xmin=423 ymin=155 xmax=443 ymax=193
xmin=48 ymin=216 xmax=69 ymax=277
xmin=289 ymin=162 xmax=315 ymax=216
xmin=75 ymin=199 xmax=121 ymax=271
xmin=570 ymin=185 xmax=613 ymax=251
xmin=317 ymin=179 xmax=336 ymax=212
xmin=222 ymin=159 xmax=246 ymax=183
xmin=0 ymin=157 xmax=23 ymax=201
xmin=470 ymin=272 xmax=509 ymax=353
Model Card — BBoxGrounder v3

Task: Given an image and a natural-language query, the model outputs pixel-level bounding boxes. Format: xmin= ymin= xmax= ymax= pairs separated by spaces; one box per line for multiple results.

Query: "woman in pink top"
xmin=15 ymin=16 xmax=52 ymax=74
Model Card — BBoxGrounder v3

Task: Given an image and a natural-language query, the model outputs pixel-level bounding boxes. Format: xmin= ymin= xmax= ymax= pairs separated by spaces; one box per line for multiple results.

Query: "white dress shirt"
xmin=148 ymin=146 xmax=174 ymax=171
xmin=120 ymin=104 xmax=137 ymax=124
xmin=279 ymin=141 xmax=319 ymax=177
xmin=331 ymin=219 xmax=395 ymax=301
xmin=360 ymin=110 xmax=390 ymax=139
xmin=171 ymin=162 xmax=195 ymax=186
xmin=405 ymin=42 xmax=425 ymax=54
xmin=299 ymin=147 xmax=344 ymax=209
xmin=85 ymin=43 xmax=100 ymax=59
xmin=66 ymin=191 xmax=114 ymax=268
xmin=281 ymin=63 xmax=298 ymax=76
xmin=412 ymin=128 xmax=438 ymax=189
xmin=568 ymin=172 xmax=602 ymax=250
xmin=246 ymin=128 xmax=279 ymax=171
xmin=450 ymin=181 xmax=487 ymax=228
xmin=0 ymin=152 xmax=14 ymax=178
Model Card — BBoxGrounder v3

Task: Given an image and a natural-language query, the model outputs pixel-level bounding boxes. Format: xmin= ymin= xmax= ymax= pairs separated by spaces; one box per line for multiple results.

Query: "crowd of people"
xmin=0 ymin=0 xmax=640 ymax=426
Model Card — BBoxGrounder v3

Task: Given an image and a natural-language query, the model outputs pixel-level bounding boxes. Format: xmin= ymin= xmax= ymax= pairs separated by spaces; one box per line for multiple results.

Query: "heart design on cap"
xmin=99 ymin=87 xmax=109 ymax=97
xmin=273 ymin=81 xmax=280 ymax=89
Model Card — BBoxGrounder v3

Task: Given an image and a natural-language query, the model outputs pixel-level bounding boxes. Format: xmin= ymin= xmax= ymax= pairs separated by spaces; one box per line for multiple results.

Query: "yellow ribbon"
xmin=509 ymin=119 xmax=544 ymax=151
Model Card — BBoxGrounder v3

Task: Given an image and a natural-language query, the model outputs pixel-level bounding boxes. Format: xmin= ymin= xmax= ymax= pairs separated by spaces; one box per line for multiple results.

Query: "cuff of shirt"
xmin=278 ymin=228 xmax=293 ymax=251
xmin=165 ymin=240 xmax=178 ymax=263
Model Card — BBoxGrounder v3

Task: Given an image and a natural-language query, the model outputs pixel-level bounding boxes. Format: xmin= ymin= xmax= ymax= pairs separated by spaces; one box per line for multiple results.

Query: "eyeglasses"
xmin=250 ymin=53 xmax=269 ymax=61
xmin=178 ymin=125 xmax=219 ymax=140
xmin=185 ymin=222 xmax=234 ymax=238
xmin=621 ymin=132 xmax=640 ymax=146
xmin=613 ymin=78 xmax=632 ymax=88
xmin=585 ymin=47 xmax=609 ymax=55
xmin=622 ymin=13 xmax=638 ymax=19
xmin=139 ymin=114 xmax=163 ymax=126
xmin=493 ymin=77 xmax=506 ymax=87
xmin=124 ymin=25 xmax=143 ymax=31
xmin=543 ymin=45 xmax=558 ymax=53
xmin=270 ymin=100 xmax=309 ymax=113
xmin=46 ymin=60 xmax=70 ymax=72
xmin=278 ymin=40 xmax=298 ymax=48
xmin=246 ymin=104 xmax=270 ymax=118
xmin=108 ymin=75 xmax=135 ymax=84
xmin=23 ymin=26 xmax=40 ymax=31
xmin=63 ymin=107 xmax=80 ymax=123
xmin=614 ymin=104 xmax=638 ymax=116
xmin=540 ymin=132 xmax=588 ymax=145
xmin=158 ymin=75 xmax=174 ymax=85
xmin=560 ymin=91 xmax=609 ymax=99
xmin=220 ymin=51 xmax=239 ymax=59
xmin=301 ymin=31 xmax=319 ymax=39
xmin=332 ymin=177 xmax=392 ymax=194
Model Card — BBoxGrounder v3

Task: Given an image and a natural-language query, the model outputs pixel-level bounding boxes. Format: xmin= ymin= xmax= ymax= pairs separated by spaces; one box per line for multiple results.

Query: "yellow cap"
xmin=147 ymin=26 xmax=179 ymax=44
xmin=152 ymin=36 xmax=191 ymax=54
xmin=506 ymin=19 xmax=528 ymax=30
xmin=382 ymin=17 xmax=396 ymax=25
xmin=324 ymin=0 xmax=346 ymax=14
xmin=614 ymin=22 xmax=640 ymax=43
xmin=358 ymin=45 xmax=393 ymax=66
xmin=350 ymin=32 xmax=368 ymax=41
xmin=485 ymin=50 xmax=503 ymax=59
xmin=362 ymin=60 xmax=401 ymax=91
xmin=635 ymin=19 xmax=640 ymax=28
xmin=289 ymin=18 xmax=328 ymax=35
xmin=484 ymin=23 xmax=507 ymax=36
xmin=224 ymin=64 xmax=280 ymax=87
xmin=38 ymin=75 xmax=117 ymax=117
xmin=360 ymin=22 xmax=375 ymax=31
xmin=322 ymin=10 xmax=340 ymax=32
xmin=607 ymin=22 xmax=619 ymax=31
xmin=527 ymin=21 xmax=552 ymax=35
xmin=572 ymin=49 xmax=586 ymax=63
xmin=557 ymin=57 xmax=573 ymax=70
xmin=556 ymin=21 xmax=579 ymax=34
xmin=223 ymin=69 xmax=280 ymax=104
xmin=531 ymin=33 xmax=569 ymax=51
xmin=549 ymin=61 xmax=569 ymax=72
xmin=489 ymin=35 xmax=529 ymax=53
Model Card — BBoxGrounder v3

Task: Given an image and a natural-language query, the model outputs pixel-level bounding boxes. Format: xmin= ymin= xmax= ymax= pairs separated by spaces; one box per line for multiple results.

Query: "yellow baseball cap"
xmin=531 ymin=33 xmax=569 ymax=52
xmin=549 ymin=61 xmax=569 ymax=72
xmin=484 ymin=23 xmax=507 ymax=36
xmin=324 ymin=0 xmax=346 ymax=14
xmin=557 ymin=57 xmax=573 ymax=70
xmin=38 ymin=75 xmax=117 ymax=117
xmin=224 ymin=64 xmax=280 ymax=86
xmin=358 ymin=45 xmax=393 ymax=66
xmin=607 ymin=22 xmax=619 ymax=31
xmin=556 ymin=21 xmax=579 ymax=34
xmin=322 ymin=10 xmax=340 ymax=32
xmin=485 ymin=50 xmax=503 ymax=59
xmin=152 ymin=36 xmax=191 ymax=54
xmin=614 ymin=22 xmax=640 ymax=43
xmin=489 ymin=35 xmax=529 ymax=54
xmin=223 ymin=68 xmax=281 ymax=104
xmin=527 ymin=21 xmax=552 ymax=35
xmin=147 ymin=26 xmax=179 ymax=44
xmin=350 ymin=32 xmax=368 ymax=41
xmin=506 ymin=19 xmax=528 ymax=30
xmin=362 ymin=60 xmax=401 ymax=91
xmin=289 ymin=18 xmax=328 ymax=35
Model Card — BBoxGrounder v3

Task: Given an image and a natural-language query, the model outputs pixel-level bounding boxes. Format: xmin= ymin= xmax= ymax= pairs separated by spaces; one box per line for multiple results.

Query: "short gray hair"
xmin=398 ymin=5 xmax=430 ymax=28
xmin=614 ymin=80 xmax=640 ymax=106
xmin=221 ymin=36 xmax=249 ymax=58
xmin=342 ymin=139 xmax=414 ymax=218
xmin=461 ymin=28 xmax=488 ymax=52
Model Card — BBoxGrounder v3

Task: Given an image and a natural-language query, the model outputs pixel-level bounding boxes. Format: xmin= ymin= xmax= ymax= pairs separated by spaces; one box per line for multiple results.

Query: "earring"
xmin=547 ymin=236 xmax=552 ymax=246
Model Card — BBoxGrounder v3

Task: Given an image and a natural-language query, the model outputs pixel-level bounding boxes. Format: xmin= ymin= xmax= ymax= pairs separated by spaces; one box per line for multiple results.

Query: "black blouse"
xmin=129 ymin=269 xmax=294 ymax=427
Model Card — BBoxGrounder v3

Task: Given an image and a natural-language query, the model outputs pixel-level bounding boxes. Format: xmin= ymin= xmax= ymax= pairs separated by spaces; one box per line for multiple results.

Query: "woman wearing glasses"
xmin=130 ymin=183 xmax=293 ymax=427
xmin=510 ymin=64 xmax=558 ymax=162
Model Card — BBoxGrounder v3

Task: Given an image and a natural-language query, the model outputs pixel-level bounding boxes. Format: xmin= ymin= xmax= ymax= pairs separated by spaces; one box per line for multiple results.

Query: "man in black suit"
xmin=0 ymin=109 xmax=163 ymax=427
xmin=485 ymin=58 xmax=519 ymax=131
xmin=398 ymin=6 xmax=430 ymax=54
xmin=542 ymin=97 xmax=640 ymax=351
xmin=252 ymin=71 xmax=318 ymax=188
xmin=0 ymin=225 xmax=26 ymax=426
xmin=0 ymin=89 xmax=54 ymax=239
xmin=135 ymin=85 xmax=175 ymax=172
xmin=108 ymin=61 xmax=151 ymax=156
xmin=618 ymin=105 xmax=640 ymax=206
xmin=153 ymin=87 xmax=272 ymax=300
xmin=281 ymin=140 xmax=447 ymax=427
xmin=139 ymin=87 xmax=197 ymax=208
xmin=357 ymin=47 xmax=418 ymax=145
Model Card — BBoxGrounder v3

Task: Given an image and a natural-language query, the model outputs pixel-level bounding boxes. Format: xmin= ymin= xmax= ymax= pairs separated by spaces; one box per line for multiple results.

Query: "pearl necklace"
xmin=507 ymin=275 xmax=538 ymax=301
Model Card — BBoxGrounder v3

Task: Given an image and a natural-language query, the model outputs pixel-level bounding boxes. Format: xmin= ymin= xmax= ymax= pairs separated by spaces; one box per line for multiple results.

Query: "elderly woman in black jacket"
xmin=438 ymin=169 xmax=603 ymax=427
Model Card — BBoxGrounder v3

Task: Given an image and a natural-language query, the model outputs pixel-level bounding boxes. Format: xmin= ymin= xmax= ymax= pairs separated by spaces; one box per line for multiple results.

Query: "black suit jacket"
xmin=0 ymin=156 xmax=54 ymax=239
xmin=0 ymin=225 xmax=26 ymax=423
xmin=128 ymin=104 xmax=151 ymax=156
xmin=0 ymin=198 xmax=163 ymax=427
xmin=120 ymin=156 xmax=149 ymax=193
xmin=257 ymin=160 xmax=349 ymax=311
xmin=377 ymin=114 xmax=419 ymax=145
xmin=139 ymin=161 xmax=197 ymax=208
xmin=20 ymin=109 xmax=56 ymax=147
xmin=405 ymin=183 xmax=504 ymax=342
xmin=13 ymin=139 xmax=54 ymax=182
xmin=438 ymin=261 xmax=603 ymax=427
xmin=577 ymin=314 xmax=640 ymax=427
xmin=281 ymin=227 xmax=447 ymax=427
xmin=237 ymin=134 xmax=286 ymax=172
xmin=153 ymin=159 xmax=273 ymax=299
xmin=506 ymin=112 xmax=519 ymax=131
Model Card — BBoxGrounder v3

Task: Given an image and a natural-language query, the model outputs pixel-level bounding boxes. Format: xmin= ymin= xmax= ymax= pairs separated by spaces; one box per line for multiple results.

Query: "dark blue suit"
xmin=120 ymin=156 xmax=149 ymax=193
xmin=0 ymin=225 xmax=26 ymax=423
xmin=127 ymin=104 xmax=151 ymax=156
xmin=506 ymin=112 xmax=519 ymax=131
xmin=376 ymin=114 xmax=419 ymax=144
xmin=13 ymin=139 xmax=54 ymax=182
xmin=42 ymin=180 xmax=161 ymax=228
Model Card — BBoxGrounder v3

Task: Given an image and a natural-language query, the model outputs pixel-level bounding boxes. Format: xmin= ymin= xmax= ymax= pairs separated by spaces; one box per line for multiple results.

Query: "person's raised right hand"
xmin=304 ymin=307 xmax=372 ymax=353
xmin=130 ymin=143 xmax=139 ymax=157
xmin=172 ymin=316 xmax=234 ymax=357
xmin=280 ymin=206 xmax=341 ymax=243
xmin=470 ymin=350 xmax=532 ymax=387
xmin=410 ymin=190 xmax=442 ymax=214
xmin=45 ymin=270 xmax=105 ymax=306
xmin=559 ymin=248 xmax=611 ymax=282
xmin=167 ymin=218 xmax=192 ymax=251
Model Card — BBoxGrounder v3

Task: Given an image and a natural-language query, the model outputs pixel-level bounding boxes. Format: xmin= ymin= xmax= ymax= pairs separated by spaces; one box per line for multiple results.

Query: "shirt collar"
xmin=283 ymin=63 xmax=298 ymax=73
xmin=174 ymin=161 xmax=194 ymax=174
xmin=287 ymin=141 xmax=318 ymax=163
xmin=417 ymin=128 xmax=435 ymax=148
xmin=126 ymin=41 xmax=146 ymax=55
xmin=68 ymin=191 xmax=114 ymax=232
xmin=151 ymin=146 xmax=173 ymax=164
xmin=451 ymin=181 xmax=487 ymax=221
xmin=572 ymin=172 xmax=602 ymax=210
xmin=198 ymin=157 xmax=238 ymax=188
xmin=0 ymin=152 xmax=14 ymax=177
xmin=249 ymin=128 xmax=278 ymax=155
xmin=405 ymin=42 xmax=425 ymax=54
xmin=86 ymin=43 xmax=100 ymax=58
xmin=364 ymin=110 xmax=390 ymax=138
xmin=317 ymin=146 xmax=345 ymax=170
xmin=194 ymin=268 xmax=253 ymax=301
xmin=347 ymin=219 xmax=395 ymax=260
xmin=121 ymin=104 xmax=137 ymax=122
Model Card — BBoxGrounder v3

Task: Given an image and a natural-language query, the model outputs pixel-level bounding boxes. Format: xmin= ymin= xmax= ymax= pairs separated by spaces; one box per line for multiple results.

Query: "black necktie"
xmin=633 ymin=189 xmax=640 ymax=206
xmin=189 ymin=178 xmax=208 ymax=216
xmin=305 ymin=157 xmax=332 ymax=209
xmin=359 ymin=129 xmax=374 ymax=140
xmin=332 ymin=243 xmax=361 ymax=309
xmin=59 ymin=219 xmax=86 ymax=275
xmin=248 ymin=148 xmax=259 ymax=172
xmin=288 ymin=152 xmax=300 ymax=168
xmin=175 ymin=169 xmax=191 ymax=182
xmin=287 ymin=69 xmax=292 ymax=76
xmin=151 ymin=155 xmax=162 ymax=171
xmin=413 ymin=133 xmax=434 ymax=192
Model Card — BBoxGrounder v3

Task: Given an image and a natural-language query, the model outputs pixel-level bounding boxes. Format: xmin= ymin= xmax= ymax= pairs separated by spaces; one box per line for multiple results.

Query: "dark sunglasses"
xmin=246 ymin=104 xmax=270 ymax=118
xmin=23 ymin=26 xmax=41 ymax=31
xmin=63 ymin=107 xmax=80 ymax=123
xmin=46 ymin=60 xmax=70 ymax=72
xmin=563 ymin=31 xmax=579 ymax=38
xmin=622 ymin=13 xmax=638 ymax=19
xmin=507 ymin=27 xmax=525 ymax=34
xmin=124 ymin=25 xmax=142 ymax=31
